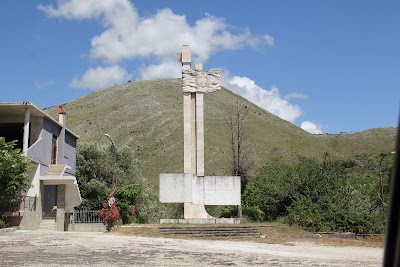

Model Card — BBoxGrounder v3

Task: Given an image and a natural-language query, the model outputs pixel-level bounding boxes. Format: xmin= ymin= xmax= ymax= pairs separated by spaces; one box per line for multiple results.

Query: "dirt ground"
xmin=0 ymin=228 xmax=383 ymax=267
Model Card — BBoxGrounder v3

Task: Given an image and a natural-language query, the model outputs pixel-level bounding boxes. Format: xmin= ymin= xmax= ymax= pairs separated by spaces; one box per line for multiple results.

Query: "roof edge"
xmin=0 ymin=102 xmax=80 ymax=139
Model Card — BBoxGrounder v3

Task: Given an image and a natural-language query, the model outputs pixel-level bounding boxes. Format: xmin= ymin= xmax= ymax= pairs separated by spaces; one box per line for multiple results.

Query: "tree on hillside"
xmin=76 ymin=142 xmax=162 ymax=223
xmin=0 ymin=137 xmax=31 ymax=211
xmin=225 ymin=100 xmax=254 ymax=191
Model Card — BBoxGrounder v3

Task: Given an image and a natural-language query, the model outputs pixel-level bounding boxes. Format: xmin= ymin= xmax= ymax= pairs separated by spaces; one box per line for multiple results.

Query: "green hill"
xmin=44 ymin=79 xmax=397 ymax=187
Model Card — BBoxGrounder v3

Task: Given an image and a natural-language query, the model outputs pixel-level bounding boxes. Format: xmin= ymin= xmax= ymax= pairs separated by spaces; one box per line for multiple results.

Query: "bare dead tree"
xmin=225 ymin=100 xmax=254 ymax=192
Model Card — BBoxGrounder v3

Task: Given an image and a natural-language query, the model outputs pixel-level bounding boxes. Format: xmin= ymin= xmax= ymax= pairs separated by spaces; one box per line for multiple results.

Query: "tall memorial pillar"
xmin=177 ymin=46 xmax=210 ymax=218
xmin=160 ymin=45 xmax=241 ymax=223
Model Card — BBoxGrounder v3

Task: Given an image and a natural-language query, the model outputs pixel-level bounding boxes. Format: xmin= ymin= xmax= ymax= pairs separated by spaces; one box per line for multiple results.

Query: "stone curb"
xmin=0 ymin=226 xmax=20 ymax=234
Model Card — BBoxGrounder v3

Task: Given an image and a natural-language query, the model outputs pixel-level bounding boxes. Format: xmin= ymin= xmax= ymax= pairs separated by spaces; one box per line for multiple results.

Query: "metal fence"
xmin=72 ymin=210 xmax=103 ymax=224
xmin=22 ymin=196 xmax=36 ymax=211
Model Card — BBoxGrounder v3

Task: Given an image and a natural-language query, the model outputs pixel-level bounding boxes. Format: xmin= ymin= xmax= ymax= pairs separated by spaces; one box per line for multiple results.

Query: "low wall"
xmin=68 ymin=223 xmax=106 ymax=232
xmin=20 ymin=195 xmax=42 ymax=230
xmin=160 ymin=218 xmax=241 ymax=224
xmin=20 ymin=210 xmax=41 ymax=230
xmin=4 ymin=213 xmax=23 ymax=227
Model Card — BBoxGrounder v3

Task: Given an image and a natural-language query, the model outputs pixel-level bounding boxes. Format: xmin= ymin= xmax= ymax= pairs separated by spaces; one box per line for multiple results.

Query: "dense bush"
xmin=242 ymin=206 xmax=265 ymax=222
xmin=243 ymin=157 xmax=386 ymax=233
xmin=114 ymin=184 xmax=141 ymax=224
xmin=243 ymin=160 xmax=295 ymax=221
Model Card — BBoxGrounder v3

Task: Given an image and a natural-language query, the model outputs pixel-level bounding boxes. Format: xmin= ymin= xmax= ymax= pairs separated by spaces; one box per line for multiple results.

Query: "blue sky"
xmin=1 ymin=0 xmax=399 ymax=134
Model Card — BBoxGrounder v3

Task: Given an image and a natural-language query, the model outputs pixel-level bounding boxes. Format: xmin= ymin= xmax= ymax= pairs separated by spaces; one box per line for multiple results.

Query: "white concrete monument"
xmin=159 ymin=45 xmax=241 ymax=224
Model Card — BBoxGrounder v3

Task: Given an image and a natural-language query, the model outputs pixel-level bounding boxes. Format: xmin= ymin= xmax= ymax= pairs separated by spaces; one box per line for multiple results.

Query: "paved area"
xmin=0 ymin=230 xmax=383 ymax=266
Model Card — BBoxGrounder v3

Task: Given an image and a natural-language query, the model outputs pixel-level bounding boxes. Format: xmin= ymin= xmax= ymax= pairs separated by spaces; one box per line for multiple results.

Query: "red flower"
xmin=100 ymin=200 xmax=120 ymax=226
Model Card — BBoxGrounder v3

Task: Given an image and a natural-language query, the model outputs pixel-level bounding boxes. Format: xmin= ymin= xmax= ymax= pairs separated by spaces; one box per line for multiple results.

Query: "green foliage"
xmin=76 ymin=142 xmax=112 ymax=209
xmin=220 ymin=206 xmax=237 ymax=218
xmin=114 ymin=184 xmax=141 ymax=224
xmin=79 ymin=179 xmax=109 ymax=210
xmin=243 ymin=159 xmax=294 ymax=220
xmin=244 ymin=156 xmax=386 ymax=233
xmin=0 ymin=138 xmax=31 ymax=205
xmin=76 ymin=142 xmax=165 ymax=223
xmin=242 ymin=206 xmax=265 ymax=222
xmin=0 ymin=218 xmax=6 ymax=228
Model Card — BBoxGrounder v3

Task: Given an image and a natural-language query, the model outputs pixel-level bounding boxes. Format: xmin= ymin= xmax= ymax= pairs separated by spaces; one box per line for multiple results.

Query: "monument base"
xmin=160 ymin=218 xmax=241 ymax=224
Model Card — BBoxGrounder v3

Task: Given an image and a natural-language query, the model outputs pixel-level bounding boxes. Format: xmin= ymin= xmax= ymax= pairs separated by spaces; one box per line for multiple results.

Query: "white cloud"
xmin=37 ymin=0 xmax=138 ymax=22
xmin=300 ymin=121 xmax=324 ymax=134
xmin=139 ymin=60 xmax=182 ymax=81
xmin=223 ymin=75 xmax=302 ymax=123
xmin=69 ymin=65 xmax=132 ymax=90
xmin=39 ymin=1 xmax=323 ymax=129
xmin=38 ymin=1 xmax=273 ymax=66
xmin=285 ymin=93 xmax=308 ymax=101
xmin=34 ymin=80 xmax=55 ymax=90
xmin=263 ymin=34 xmax=274 ymax=46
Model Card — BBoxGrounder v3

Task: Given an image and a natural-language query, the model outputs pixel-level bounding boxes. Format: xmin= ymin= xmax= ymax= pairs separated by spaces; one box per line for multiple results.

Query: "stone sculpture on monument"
xmin=159 ymin=45 xmax=241 ymax=224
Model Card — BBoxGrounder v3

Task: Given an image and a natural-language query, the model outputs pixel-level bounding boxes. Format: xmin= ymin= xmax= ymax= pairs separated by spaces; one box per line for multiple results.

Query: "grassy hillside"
xmin=44 ymin=79 xmax=397 ymax=188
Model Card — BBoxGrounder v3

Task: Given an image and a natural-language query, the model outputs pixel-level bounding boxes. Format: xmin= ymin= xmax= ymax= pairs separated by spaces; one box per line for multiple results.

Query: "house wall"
xmin=26 ymin=163 xmax=41 ymax=197
xmin=28 ymin=117 xmax=76 ymax=171
xmin=41 ymin=118 xmax=61 ymax=166
xmin=64 ymin=132 xmax=77 ymax=174
xmin=27 ymin=117 xmax=56 ymax=166
xmin=29 ymin=117 xmax=42 ymax=146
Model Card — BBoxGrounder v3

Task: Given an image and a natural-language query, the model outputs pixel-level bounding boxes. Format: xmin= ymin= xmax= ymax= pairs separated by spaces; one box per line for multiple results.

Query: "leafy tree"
xmin=76 ymin=142 xmax=163 ymax=223
xmin=76 ymin=142 xmax=112 ymax=210
xmin=79 ymin=179 xmax=110 ymax=209
xmin=0 ymin=137 xmax=31 ymax=210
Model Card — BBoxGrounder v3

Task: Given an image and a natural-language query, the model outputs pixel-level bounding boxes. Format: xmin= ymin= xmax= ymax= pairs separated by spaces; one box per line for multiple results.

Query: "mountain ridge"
xmin=44 ymin=79 xmax=397 ymax=187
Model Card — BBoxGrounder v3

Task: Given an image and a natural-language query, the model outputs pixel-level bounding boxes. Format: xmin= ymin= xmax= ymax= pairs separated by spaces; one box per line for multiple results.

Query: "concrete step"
xmin=38 ymin=219 xmax=56 ymax=230
xmin=159 ymin=225 xmax=261 ymax=238
xmin=43 ymin=211 xmax=56 ymax=218
xmin=188 ymin=232 xmax=260 ymax=237
xmin=45 ymin=165 xmax=66 ymax=176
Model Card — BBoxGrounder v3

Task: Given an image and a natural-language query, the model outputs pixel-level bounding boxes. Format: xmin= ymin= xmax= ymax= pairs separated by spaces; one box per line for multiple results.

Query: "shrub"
xmin=218 ymin=206 xmax=238 ymax=218
xmin=100 ymin=200 xmax=120 ymax=231
xmin=0 ymin=218 xmax=6 ymax=229
xmin=244 ymin=156 xmax=386 ymax=233
xmin=114 ymin=184 xmax=140 ymax=224
xmin=242 ymin=206 xmax=265 ymax=222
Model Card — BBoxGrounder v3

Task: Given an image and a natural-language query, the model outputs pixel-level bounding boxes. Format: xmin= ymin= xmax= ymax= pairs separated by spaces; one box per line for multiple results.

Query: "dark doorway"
xmin=51 ymin=135 xmax=57 ymax=164
xmin=43 ymin=185 xmax=58 ymax=218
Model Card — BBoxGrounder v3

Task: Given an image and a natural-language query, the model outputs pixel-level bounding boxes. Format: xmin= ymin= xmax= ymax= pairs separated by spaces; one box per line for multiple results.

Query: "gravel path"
xmin=0 ymin=230 xmax=383 ymax=266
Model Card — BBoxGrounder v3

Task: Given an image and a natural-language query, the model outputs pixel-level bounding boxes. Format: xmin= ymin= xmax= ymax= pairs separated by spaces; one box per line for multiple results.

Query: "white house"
xmin=0 ymin=102 xmax=81 ymax=231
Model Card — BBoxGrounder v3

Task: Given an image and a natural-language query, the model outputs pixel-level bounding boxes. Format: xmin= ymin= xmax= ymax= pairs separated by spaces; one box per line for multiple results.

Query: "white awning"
xmin=40 ymin=175 xmax=82 ymax=210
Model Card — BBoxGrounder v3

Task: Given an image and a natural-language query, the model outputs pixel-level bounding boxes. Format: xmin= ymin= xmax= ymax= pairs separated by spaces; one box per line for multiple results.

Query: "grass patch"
xmin=113 ymin=222 xmax=384 ymax=248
